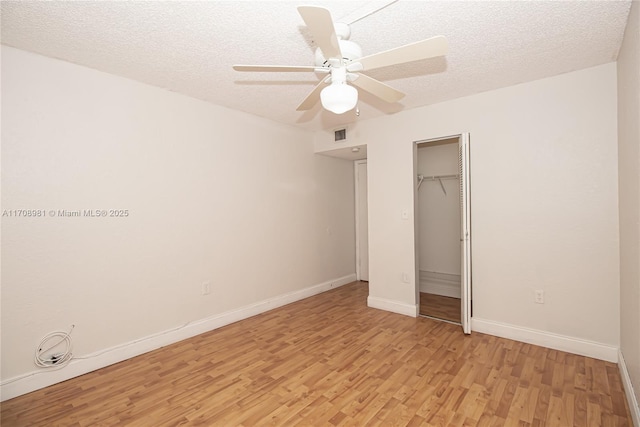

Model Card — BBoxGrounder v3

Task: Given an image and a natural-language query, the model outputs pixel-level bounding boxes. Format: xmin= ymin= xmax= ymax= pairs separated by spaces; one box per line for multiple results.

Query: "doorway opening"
xmin=414 ymin=134 xmax=471 ymax=333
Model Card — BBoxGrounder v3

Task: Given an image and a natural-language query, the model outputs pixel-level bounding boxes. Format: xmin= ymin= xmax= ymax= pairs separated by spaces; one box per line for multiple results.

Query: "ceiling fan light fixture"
xmin=320 ymin=83 xmax=358 ymax=114
xmin=234 ymin=6 xmax=447 ymax=115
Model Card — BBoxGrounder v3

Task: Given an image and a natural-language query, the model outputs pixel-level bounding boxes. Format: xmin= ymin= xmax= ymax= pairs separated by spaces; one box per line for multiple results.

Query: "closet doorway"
xmin=414 ymin=134 xmax=471 ymax=333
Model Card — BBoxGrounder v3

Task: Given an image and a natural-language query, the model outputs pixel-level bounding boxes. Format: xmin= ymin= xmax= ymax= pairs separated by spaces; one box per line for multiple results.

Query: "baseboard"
xmin=0 ymin=273 xmax=357 ymax=402
xmin=367 ymin=296 xmax=418 ymax=317
xmin=619 ymin=350 xmax=640 ymax=426
xmin=419 ymin=270 xmax=461 ymax=298
xmin=419 ymin=282 xmax=461 ymax=298
xmin=471 ymin=318 xmax=618 ymax=363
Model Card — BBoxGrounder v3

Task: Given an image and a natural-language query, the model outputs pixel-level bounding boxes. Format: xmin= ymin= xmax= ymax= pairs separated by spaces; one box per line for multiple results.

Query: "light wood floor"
xmin=419 ymin=292 xmax=462 ymax=324
xmin=1 ymin=282 xmax=632 ymax=426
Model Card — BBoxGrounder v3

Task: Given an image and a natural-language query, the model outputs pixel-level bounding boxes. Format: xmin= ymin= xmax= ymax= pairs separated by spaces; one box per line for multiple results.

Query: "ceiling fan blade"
xmin=356 ymin=36 xmax=448 ymax=71
xmin=351 ymin=74 xmax=405 ymax=103
xmin=297 ymin=6 xmax=342 ymax=59
xmin=233 ymin=65 xmax=319 ymax=72
xmin=296 ymin=79 xmax=329 ymax=111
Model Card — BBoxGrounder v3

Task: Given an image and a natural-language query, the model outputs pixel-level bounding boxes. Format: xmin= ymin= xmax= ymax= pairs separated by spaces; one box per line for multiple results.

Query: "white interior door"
xmin=355 ymin=160 xmax=369 ymax=281
xmin=459 ymin=134 xmax=472 ymax=334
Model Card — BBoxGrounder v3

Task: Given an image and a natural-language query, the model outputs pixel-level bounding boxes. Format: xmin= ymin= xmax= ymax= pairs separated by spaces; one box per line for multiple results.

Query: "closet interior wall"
xmin=417 ymin=140 xmax=461 ymax=300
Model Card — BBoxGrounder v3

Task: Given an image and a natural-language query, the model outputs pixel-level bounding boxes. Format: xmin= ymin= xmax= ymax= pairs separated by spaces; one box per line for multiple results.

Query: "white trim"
xmin=0 ymin=273 xmax=356 ymax=402
xmin=367 ymin=296 xmax=418 ymax=317
xmin=354 ymin=159 xmax=367 ymax=281
xmin=459 ymin=132 xmax=471 ymax=335
xmin=471 ymin=318 xmax=618 ymax=362
xmin=619 ymin=350 xmax=640 ymax=426
xmin=419 ymin=270 xmax=461 ymax=298
xmin=420 ymin=282 xmax=461 ymax=298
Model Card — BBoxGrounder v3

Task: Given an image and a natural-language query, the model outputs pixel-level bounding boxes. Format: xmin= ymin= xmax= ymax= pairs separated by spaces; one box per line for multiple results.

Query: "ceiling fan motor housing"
xmin=315 ymin=40 xmax=362 ymax=66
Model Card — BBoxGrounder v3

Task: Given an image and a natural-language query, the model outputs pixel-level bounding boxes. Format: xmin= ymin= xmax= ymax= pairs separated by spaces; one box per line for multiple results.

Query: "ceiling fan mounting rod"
xmin=333 ymin=22 xmax=351 ymax=40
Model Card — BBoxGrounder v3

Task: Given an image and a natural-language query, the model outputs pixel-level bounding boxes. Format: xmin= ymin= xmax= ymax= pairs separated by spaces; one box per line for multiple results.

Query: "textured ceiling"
xmin=0 ymin=1 xmax=632 ymax=132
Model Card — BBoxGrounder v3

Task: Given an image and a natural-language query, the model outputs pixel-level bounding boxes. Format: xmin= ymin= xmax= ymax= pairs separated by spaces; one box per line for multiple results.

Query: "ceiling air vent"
xmin=334 ymin=128 xmax=347 ymax=142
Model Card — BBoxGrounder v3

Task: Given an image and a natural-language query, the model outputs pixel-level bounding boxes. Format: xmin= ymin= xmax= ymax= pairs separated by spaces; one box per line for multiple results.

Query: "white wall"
xmin=1 ymin=46 xmax=356 ymax=396
xmin=316 ymin=63 xmax=620 ymax=358
xmin=617 ymin=0 xmax=640 ymax=416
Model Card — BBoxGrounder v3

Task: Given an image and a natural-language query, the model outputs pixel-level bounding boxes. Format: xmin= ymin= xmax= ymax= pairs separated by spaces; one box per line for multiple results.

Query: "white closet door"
xmin=459 ymin=134 xmax=472 ymax=334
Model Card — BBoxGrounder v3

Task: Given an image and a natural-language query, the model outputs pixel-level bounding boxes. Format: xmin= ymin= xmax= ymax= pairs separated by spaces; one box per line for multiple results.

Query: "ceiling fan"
xmin=233 ymin=6 xmax=448 ymax=115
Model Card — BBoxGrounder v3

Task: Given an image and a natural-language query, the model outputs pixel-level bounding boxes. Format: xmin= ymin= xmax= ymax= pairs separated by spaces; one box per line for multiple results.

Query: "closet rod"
xmin=417 ymin=174 xmax=459 ymax=181
xmin=417 ymin=173 xmax=459 ymax=192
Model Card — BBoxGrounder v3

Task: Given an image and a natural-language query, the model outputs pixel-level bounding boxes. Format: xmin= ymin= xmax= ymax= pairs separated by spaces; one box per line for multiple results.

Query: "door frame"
xmin=354 ymin=160 xmax=368 ymax=281
xmin=459 ymin=133 xmax=472 ymax=334
xmin=413 ymin=133 xmax=472 ymax=333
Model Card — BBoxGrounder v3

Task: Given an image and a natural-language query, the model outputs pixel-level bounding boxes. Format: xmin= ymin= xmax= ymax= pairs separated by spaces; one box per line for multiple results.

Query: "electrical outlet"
xmin=202 ymin=281 xmax=211 ymax=296
xmin=535 ymin=290 xmax=544 ymax=304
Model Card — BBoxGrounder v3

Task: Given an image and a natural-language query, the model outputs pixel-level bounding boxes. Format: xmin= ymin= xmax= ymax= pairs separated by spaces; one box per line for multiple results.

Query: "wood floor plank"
xmin=1 ymin=282 xmax=633 ymax=426
xmin=419 ymin=292 xmax=461 ymax=323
